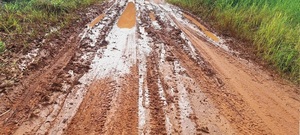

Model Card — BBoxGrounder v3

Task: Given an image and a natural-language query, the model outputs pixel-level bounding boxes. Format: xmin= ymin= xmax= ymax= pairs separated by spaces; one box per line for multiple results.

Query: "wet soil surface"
xmin=0 ymin=0 xmax=299 ymax=134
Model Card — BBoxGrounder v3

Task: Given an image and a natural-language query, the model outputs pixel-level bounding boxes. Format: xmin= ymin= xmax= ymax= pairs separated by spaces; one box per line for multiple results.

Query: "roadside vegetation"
xmin=169 ymin=0 xmax=300 ymax=83
xmin=0 ymin=41 xmax=5 ymax=53
xmin=0 ymin=0 xmax=102 ymax=53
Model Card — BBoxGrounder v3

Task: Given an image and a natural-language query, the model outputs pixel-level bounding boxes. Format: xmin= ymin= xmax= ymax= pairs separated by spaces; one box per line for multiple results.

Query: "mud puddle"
xmin=88 ymin=13 xmax=105 ymax=28
xmin=183 ymin=13 xmax=219 ymax=42
xmin=117 ymin=1 xmax=136 ymax=28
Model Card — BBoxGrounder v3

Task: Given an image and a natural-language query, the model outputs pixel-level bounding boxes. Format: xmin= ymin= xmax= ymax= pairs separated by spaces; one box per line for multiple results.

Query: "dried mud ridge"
xmin=0 ymin=0 xmax=299 ymax=135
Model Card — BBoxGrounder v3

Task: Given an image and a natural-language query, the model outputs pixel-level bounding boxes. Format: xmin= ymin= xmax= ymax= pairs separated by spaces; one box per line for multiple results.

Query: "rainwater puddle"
xmin=183 ymin=13 xmax=219 ymax=42
xmin=117 ymin=2 xmax=136 ymax=28
xmin=88 ymin=13 xmax=105 ymax=28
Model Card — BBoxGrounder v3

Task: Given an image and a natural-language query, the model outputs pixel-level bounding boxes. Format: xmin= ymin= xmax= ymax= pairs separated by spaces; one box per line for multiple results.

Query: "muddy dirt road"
xmin=0 ymin=0 xmax=299 ymax=134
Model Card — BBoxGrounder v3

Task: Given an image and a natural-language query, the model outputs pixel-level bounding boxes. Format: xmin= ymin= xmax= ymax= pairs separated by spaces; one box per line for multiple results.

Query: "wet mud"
xmin=149 ymin=12 xmax=156 ymax=21
xmin=0 ymin=0 xmax=299 ymax=135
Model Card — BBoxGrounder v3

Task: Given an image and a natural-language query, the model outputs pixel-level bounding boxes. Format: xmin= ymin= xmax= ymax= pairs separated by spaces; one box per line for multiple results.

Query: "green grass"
xmin=0 ymin=0 xmax=102 ymax=51
xmin=0 ymin=41 xmax=5 ymax=53
xmin=169 ymin=0 xmax=300 ymax=83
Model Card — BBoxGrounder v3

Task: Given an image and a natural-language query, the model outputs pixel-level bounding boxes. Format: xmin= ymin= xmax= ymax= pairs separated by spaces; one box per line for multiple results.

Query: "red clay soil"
xmin=0 ymin=0 xmax=299 ymax=134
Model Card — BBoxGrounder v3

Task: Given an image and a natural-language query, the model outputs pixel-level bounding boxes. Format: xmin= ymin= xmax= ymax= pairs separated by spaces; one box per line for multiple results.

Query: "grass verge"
xmin=168 ymin=0 xmax=300 ymax=83
xmin=0 ymin=41 xmax=5 ymax=53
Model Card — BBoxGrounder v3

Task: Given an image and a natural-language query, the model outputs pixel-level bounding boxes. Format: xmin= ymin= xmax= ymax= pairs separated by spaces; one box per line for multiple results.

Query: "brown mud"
xmin=149 ymin=12 xmax=156 ymax=21
xmin=0 ymin=0 xmax=299 ymax=135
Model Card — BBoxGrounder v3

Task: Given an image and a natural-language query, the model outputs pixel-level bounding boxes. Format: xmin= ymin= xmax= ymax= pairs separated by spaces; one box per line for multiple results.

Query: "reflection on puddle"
xmin=183 ymin=13 xmax=219 ymax=42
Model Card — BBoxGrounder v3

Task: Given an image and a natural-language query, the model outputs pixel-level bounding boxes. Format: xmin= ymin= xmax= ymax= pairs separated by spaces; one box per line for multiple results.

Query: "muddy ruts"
xmin=64 ymin=79 xmax=116 ymax=134
xmin=140 ymin=3 xmax=270 ymax=134
xmin=66 ymin=2 xmax=123 ymax=76
xmin=46 ymin=0 xmax=132 ymax=134
xmin=0 ymin=32 xmax=81 ymax=134
xmin=143 ymin=6 xmax=222 ymax=87
xmin=102 ymin=66 xmax=139 ymax=134
xmin=146 ymin=52 xmax=167 ymax=134
xmin=138 ymin=3 xmax=195 ymax=134
xmin=65 ymin=68 xmax=138 ymax=135
xmin=165 ymin=10 xmax=272 ymax=134
xmin=0 ymin=0 xmax=122 ymax=134
xmin=149 ymin=3 xmax=273 ymax=134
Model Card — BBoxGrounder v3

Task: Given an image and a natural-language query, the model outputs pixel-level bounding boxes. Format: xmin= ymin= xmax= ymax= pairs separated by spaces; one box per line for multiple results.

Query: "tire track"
xmin=65 ymin=79 xmax=117 ymax=134
xmin=102 ymin=66 xmax=139 ymax=134
xmin=146 ymin=52 xmax=167 ymax=134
